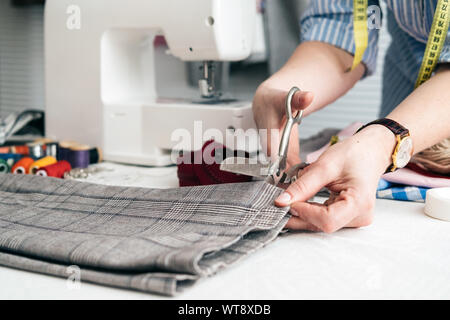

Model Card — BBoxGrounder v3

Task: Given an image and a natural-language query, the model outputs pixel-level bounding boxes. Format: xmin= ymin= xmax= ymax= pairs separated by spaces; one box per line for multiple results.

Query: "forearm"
xmin=387 ymin=65 xmax=450 ymax=154
xmin=258 ymin=41 xmax=365 ymax=116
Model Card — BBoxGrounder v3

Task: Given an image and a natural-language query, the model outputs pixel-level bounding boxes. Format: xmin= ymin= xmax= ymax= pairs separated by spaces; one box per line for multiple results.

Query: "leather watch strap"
xmin=356 ymin=118 xmax=410 ymax=173
xmin=356 ymin=118 xmax=409 ymax=137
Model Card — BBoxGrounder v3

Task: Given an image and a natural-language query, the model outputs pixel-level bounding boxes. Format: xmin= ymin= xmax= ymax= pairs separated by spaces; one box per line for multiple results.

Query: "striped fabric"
xmin=300 ymin=0 xmax=450 ymax=117
xmin=0 ymin=174 xmax=289 ymax=296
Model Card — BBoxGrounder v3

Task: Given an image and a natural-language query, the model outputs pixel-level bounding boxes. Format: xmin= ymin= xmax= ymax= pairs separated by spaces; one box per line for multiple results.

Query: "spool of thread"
xmin=57 ymin=141 xmax=101 ymax=168
xmin=12 ymin=157 xmax=34 ymax=174
xmin=45 ymin=142 xmax=59 ymax=158
xmin=0 ymin=153 xmax=23 ymax=169
xmin=27 ymin=143 xmax=45 ymax=159
xmin=33 ymin=138 xmax=54 ymax=145
xmin=89 ymin=147 xmax=102 ymax=164
xmin=68 ymin=145 xmax=91 ymax=169
xmin=58 ymin=141 xmax=78 ymax=161
xmin=29 ymin=156 xmax=57 ymax=174
xmin=0 ymin=146 xmax=10 ymax=154
xmin=11 ymin=145 xmax=30 ymax=155
xmin=424 ymin=187 xmax=450 ymax=221
xmin=36 ymin=160 xmax=72 ymax=178
xmin=0 ymin=159 xmax=9 ymax=173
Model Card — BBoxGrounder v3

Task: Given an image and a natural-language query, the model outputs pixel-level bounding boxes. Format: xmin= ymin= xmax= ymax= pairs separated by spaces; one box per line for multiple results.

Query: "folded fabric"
xmin=412 ymin=138 xmax=450 ymax=175
xmin=317 ymin=178 xmax=428 ymax=202
xmin=406 ymin=162 xmax=450 ymax=180
xmin=377 ymin=178 xmax=393 ymax=191
xmin=376 ymin=186 xmax=428 ymax=203
xmin=177 ymin=140 xmax=252 ymax=187
xmin=0 ymin=174 xmax=289 ymax=296
xmin=383 ymin=168 xmax=450 ymax=189
xmin=306 ymin=123 xmax=450 ymax=189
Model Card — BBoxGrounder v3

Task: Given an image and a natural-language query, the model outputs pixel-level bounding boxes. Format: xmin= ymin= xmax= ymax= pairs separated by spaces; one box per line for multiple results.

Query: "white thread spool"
xmin=424 ymin=188 xmax=450 ymax=221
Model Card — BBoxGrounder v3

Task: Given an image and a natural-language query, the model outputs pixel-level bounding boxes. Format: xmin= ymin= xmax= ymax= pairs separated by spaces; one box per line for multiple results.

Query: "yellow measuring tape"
xmin=350 ymin=0 xmax=369 ymax=71
xmin=351 ymin=0 xmax=450 ymax=88
xmin=415 ymin=0 xmax=450 ymax=88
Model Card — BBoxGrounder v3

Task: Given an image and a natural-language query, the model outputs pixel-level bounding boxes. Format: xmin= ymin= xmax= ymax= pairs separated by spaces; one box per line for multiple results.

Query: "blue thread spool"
xmin=68 ymin=145 xmax=90 ymax=169
xmin=0 ymin=153 xmax=23 ymax=169
xmin=57 ymin=142 xmax=101 ymax=168
xmin=58 ymin=146 xmax=69 ymax=161
xmin=58 ymin=141 xmax=78 ymax=161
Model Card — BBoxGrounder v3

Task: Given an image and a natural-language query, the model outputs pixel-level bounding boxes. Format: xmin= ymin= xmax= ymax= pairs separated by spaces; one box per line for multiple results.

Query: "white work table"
xmin=1 ymin=163 xmax=449 ymax=299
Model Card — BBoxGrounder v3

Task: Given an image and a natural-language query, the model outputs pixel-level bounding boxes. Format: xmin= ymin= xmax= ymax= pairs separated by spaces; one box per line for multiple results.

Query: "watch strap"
xmin=356 ymin=118 xmax=410 ymax=173
xmin=356 ymin=118 xmax=409 ymax=137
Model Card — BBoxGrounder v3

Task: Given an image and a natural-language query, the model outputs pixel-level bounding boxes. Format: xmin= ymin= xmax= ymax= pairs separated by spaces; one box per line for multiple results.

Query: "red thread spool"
xmin=11 ymin=145 xmax=30 ymax=155
xmin=36 ymin=160 xmax=72 ymax=178
xmin=12 ymin=157 xmax=34 ymax=174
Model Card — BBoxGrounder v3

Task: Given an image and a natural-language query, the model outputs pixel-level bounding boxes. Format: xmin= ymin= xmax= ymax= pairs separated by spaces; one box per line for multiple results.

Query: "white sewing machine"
xmin=45 ymin=0 xmax=259 ymax=166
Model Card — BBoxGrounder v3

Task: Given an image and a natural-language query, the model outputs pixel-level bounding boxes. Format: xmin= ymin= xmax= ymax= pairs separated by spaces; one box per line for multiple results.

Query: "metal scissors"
xmin=220 ymin=87 xmax=310 ymax=186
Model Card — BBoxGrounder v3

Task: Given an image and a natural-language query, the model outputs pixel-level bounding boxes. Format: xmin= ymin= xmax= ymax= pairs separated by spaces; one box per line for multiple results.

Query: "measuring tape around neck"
xmin=415 ymin=0 xmax=450 ymax=87
xmin=350 ymin=0 xmax=369 ymax=71
xmin=351 ymin=0 xmax=450 ymax=88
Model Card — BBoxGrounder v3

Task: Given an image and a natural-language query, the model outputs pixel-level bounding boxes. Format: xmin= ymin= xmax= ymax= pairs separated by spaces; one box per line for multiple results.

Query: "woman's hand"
xmin=275 ymin=125 xmax=396 ymax=233
xmin=252 ymin=82 xmax=314 ymax=167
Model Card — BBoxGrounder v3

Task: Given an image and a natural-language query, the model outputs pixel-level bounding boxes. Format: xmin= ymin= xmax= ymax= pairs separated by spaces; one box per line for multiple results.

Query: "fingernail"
xmin=290 ymin=208 xmax=299 ymax=217
xmin=276 ymin=192 xmax=291 ymax=204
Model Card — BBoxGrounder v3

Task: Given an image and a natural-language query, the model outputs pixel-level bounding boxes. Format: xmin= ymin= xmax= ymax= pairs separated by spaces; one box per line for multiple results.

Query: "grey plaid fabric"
xmin=0 ymin=174 xmax=289 ymax=296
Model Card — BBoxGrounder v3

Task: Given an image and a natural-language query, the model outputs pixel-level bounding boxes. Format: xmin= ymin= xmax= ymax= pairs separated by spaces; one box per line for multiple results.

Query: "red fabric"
xmin=177 ymin=140 xmax=252 ymax=187
xmin=406 ymin=162 xmax=450 ymax=180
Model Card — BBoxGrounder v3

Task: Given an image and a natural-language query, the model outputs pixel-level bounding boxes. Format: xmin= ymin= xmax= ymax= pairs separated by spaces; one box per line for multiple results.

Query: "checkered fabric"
xmin=0 ymin=174 xmax=289 ymax=296
xmin=377 ymin=186 xmax=428 ymax=202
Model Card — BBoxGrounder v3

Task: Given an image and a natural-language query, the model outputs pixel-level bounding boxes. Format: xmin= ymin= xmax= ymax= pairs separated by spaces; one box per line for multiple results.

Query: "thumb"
xmin=275 ymin=162 xmax=335 ymax=206
xmin=291 ymin=90 xmax=314 ymax=111
xmin=270 ymin=89 xmax=314 ymax=114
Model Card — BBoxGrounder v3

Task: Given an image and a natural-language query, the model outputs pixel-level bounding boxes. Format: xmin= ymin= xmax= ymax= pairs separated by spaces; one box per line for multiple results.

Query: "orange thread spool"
xmin=12 ymin=157 xmax=34 ymax=174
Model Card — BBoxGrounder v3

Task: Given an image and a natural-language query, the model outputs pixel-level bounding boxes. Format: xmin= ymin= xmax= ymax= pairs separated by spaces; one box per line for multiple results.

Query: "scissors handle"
xmin=277 ymin=87 xmax=304 ymax=165
xmin=285 ymin=87 xmax=303 ymax=123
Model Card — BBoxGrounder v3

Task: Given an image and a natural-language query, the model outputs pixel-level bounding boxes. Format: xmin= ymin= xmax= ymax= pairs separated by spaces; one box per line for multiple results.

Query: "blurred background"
xmin=0 ymin=0 xmax=391 ymax=138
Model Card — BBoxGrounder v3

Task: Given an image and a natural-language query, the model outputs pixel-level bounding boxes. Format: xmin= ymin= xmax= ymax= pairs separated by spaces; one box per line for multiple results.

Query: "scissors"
xmin=220 ymin=87 xmax=310 ymax=186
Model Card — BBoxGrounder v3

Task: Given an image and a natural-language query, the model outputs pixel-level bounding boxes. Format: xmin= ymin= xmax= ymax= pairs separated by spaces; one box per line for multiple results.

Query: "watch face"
xmin=396 ymin=137 xmax=413 ymax=168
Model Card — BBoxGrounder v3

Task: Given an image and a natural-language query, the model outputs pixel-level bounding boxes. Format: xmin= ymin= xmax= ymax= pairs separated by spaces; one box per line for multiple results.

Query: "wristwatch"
xmin=356 ymin=118 xmax=413 ymax=173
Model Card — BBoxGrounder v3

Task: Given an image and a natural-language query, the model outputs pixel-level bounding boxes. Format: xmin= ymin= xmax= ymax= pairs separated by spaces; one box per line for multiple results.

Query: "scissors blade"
xmin=220 ymin=157 xmax=270 ymax=179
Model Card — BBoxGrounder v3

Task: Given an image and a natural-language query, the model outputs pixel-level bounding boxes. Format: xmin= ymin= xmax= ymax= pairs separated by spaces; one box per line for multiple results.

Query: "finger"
xmin=266 ymin=121 xmax=301 ymax=163
xmin=275 ymin=161 xmax=336 ymax=206
xmin=260 ymin=90 xmax=312 ymax=161
xmin=285 ymin=216 xmax=320 ymax=231
xmin=287 ymin=123 xmax=301 ymax=166
xmin=292 ymin=91 xmax=314 ymax=111
xmin=289 ymin=190 xmax=359 ymax=233
xmin=271 ymin=89 xmax=314 ymax=115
